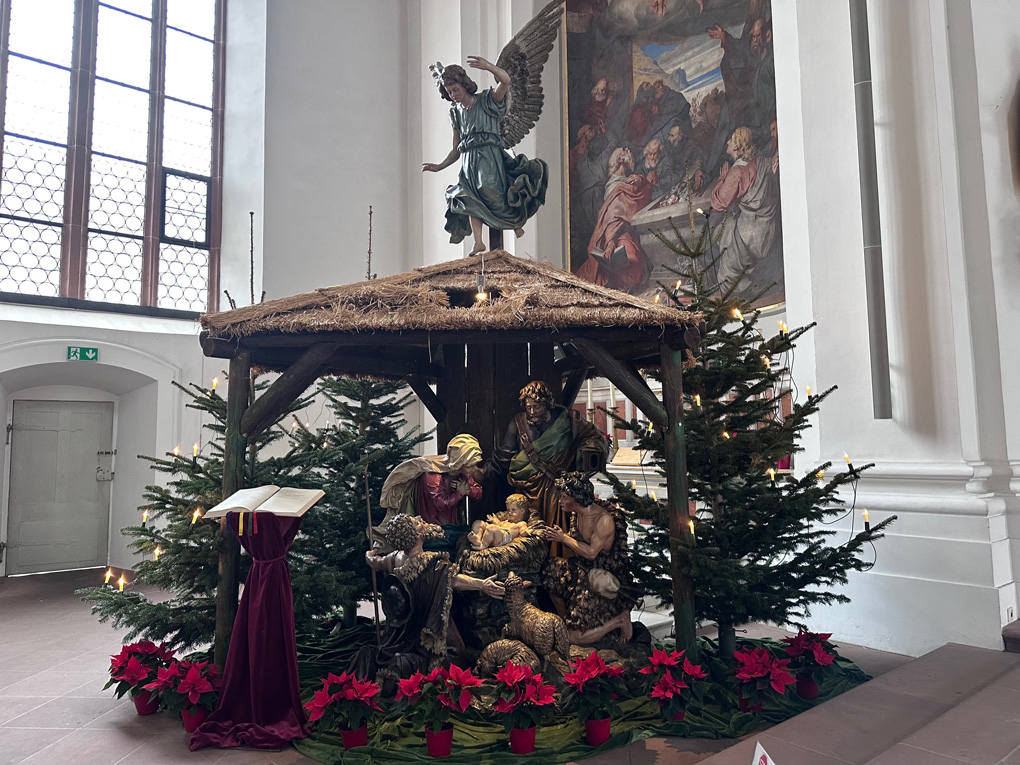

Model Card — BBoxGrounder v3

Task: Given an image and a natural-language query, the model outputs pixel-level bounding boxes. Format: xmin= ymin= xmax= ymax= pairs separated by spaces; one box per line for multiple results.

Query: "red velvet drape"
xmin=190 ymin=513 xmax=308 ymax=750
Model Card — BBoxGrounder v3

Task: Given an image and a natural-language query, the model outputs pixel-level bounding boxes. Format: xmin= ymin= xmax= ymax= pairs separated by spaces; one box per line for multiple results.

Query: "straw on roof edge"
xmin=201 ymin=250 xmax=700 ymax=340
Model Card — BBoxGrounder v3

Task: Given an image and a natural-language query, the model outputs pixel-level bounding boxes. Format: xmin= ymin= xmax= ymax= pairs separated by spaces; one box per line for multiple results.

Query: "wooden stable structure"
xmin=199 ymin=251 xmax=703 ymax=665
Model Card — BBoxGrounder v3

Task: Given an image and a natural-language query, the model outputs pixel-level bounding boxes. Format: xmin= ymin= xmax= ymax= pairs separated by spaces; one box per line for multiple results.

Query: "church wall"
xmin=258 ymin=0 xmax=412 ymax=299
xmin=767 ymin=0 xmax=1018 ymax=655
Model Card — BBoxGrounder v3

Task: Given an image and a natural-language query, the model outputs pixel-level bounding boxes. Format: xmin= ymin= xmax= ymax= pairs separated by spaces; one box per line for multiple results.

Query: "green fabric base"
xmin=293 ymin=627 xmax=869 ymax=764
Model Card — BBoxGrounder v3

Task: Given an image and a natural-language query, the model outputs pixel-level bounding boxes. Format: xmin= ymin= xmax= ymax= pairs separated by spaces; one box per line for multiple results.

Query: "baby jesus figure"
xmin=467 ymin=493 xmax=532 ymax=551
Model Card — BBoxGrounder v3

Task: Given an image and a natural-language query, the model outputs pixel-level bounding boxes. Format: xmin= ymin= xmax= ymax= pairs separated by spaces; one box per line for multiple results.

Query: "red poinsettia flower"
xmin=782 ymin=630 xmax=833 ymax=657
xmin=650 ymin=670 xmax=688 ymax=701
xmin=447 ymin=663 xmax=482 ymax=689
xmin=494 ymin=662 xmax=531 ymax=686
xmin=176 ymin=664 xmax=214 ymax=705
xmin=682 ymin=656 xmax=707 ymax=679
xmin=115 ymin=655 xmax=153 ymax=685
xmin=424 ymin=667 xmax=444 ymax=685
xmin=492 ymin=697 xmax=518 ymax=714
xmin=563 ymin=652 xmax=600 ymax=689
xmin=395 ymin=672 xmax=424 ymax=701
xmin=604 ymin=663 xmax=625 ymax=678
xmin=768 ymin=657 xmax=796 ymax=694
xmin=810 ymin=642 xmax=835 ymax=666
xmin=143 ymin=663 xmax=184 ymax=693
xmin=304 ymin=687 xmax=335 ymax=722
xmin=734 ymin=647 xmax=772 ymax=680
xmin=640 ymin=647 xmax=683 ymax=675
xmin=523 ymin=676 xmax=556 ymax=706
xmin=351 ymin=676 xmax=381 ymax=706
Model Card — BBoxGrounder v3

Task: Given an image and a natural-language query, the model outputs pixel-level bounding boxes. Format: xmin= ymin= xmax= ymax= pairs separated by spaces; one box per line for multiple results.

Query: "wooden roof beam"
xmin=569 ymin=338 xmax=667 ymax=428
xmin=239 ymin=342 xmax=339 ymax=439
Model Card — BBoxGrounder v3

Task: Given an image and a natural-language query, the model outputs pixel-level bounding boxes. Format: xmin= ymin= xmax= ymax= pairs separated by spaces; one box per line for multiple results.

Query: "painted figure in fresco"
xmin=354 ymin=514 xmax=504 ymax=688
xmin=422 ymin=1 xmax=562 ymax=255
xmin=486 ymin=381 xmax=607 ymax=556
xmin=705 ymin=17 xmax=776 ymax=173
xmin=581 ymin=77 xmax=624 ymax=137
xmin=574 ymin=146 xmax=653 ymax=291
xmin=710 ymin=126 xmax=782 ymax=294
xmin=666 ymin=122 xmax=706 ymax=192
xmin=541 ymin=473 xmax=636 ymax=644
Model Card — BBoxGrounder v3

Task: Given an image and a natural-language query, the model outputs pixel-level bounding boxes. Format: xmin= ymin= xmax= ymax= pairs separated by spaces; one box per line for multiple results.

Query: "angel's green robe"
xmin=444 ymin=88 xmax=548 ymax=243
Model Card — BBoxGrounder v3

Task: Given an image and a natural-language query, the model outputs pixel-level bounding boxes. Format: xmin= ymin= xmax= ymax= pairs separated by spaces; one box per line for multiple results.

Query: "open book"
xmin=205 ymin=486 xmax=325 ymax=519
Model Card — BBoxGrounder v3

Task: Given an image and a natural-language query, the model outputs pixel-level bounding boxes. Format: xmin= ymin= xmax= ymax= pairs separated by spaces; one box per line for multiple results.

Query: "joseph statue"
xmin=486 ymin=381 xmax=608 ymax=556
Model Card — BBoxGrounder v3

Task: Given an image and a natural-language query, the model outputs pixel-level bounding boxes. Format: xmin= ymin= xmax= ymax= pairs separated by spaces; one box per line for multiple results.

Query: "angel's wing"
xmin=495 ymin=0 xmax=564 ymax=150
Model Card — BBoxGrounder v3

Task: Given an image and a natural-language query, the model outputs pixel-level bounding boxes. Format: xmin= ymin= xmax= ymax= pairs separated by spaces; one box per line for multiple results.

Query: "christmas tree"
xmin=77 ymin=378 xmax=312 ymax=650
xmin=288 ymin=376 xmax=428 ymax=631
xmin=608 ymin=210 xmax=894 ymax=657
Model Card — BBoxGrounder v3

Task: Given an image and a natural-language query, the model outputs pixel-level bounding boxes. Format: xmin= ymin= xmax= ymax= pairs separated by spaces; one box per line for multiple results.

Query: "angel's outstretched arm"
xmin=422 ymin=128 xmax=462 ymax=173
xmin=467 ymin=55 xmax=510 ymax=102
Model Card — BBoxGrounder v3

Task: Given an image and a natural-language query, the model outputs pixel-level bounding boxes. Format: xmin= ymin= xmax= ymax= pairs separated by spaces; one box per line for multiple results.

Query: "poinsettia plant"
xmin=782 ymin=630 xmax=836 ymax=674
xmin=562 ymin=651 xmax=626 ymax=722
xmin=305 ymin=672 xmax=381 ymax=731
xmin=104 ymin=641 xmax=176 ymax=701
xmin=733 ymin=646 xmax=795 ymax=708
xmin=490 ymin=662 xmax=556 ymax=733
xmin=142 ymin=658 xmax=221 ymax=715
xmin=638 ymin=647 xmax=707 ymax=719
xmin=394 ymin=664 xmax=482 ymax=733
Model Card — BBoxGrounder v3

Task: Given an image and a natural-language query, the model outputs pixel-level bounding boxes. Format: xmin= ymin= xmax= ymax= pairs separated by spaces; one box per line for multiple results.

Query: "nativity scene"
xmin=66 ymin=0 xmax=907 ymax=762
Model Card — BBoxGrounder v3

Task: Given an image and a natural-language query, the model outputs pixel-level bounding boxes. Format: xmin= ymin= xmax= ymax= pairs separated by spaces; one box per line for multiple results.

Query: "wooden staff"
xmin=364 ymin=466 xmax=383 ymax=647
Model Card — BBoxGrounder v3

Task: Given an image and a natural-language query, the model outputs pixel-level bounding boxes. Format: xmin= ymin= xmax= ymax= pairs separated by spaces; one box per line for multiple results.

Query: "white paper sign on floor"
xmin=752 ymin=741 xmax=776 ymax=765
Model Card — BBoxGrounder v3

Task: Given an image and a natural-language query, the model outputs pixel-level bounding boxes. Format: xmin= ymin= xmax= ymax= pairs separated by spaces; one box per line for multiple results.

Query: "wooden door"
xmin=6 ymin=400 xmax=114 ymax=575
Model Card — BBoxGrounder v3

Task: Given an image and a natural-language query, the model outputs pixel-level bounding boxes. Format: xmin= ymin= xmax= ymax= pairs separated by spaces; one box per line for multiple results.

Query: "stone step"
xmin=698 ymin=643 xmax=1020 ymax=765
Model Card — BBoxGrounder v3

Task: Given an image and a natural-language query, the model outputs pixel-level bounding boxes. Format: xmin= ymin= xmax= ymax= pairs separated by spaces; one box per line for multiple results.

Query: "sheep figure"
xmin=474 ymin=639 xmax=540 ymax=678
xmin=501 ymin=570 xmax=570 ymax=663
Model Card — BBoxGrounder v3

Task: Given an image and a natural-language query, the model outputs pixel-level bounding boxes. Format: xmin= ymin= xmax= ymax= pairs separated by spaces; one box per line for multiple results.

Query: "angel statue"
xmin=423 ymin=0 xmax=562 ymax=256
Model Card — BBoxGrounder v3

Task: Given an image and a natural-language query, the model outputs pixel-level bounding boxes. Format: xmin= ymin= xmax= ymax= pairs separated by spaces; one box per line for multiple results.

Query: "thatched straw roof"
xmin=201 ymin=250 xmax=698 ymax=343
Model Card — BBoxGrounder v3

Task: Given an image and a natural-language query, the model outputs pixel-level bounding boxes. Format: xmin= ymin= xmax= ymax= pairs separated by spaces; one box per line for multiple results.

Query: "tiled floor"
xmin=0 ymin=569 xmax=911 ymax=765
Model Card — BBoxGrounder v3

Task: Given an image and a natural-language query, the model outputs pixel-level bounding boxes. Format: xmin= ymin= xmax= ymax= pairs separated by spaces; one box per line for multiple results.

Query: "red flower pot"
xmin=584 ymin=716 xmax=611 ymax=747
xmin=797 ymin=675 xmax=819 ymax=700
xmin=737 ymin=690 xmax=762 ymax=713
xmin=132 ymin=691 xmax=159 ymax=716
xmin=340 ymin=724 xmax=368 ymax=749
xmin=425 ymin=724 xmax=454 ymax=758
xmin=181 ymin=706 xmax=207 ymax=733
xmin=509 ymin=726 xmax=536 ymax=754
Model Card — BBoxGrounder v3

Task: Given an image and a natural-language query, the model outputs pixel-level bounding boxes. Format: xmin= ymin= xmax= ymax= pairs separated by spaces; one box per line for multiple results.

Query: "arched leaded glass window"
xmin=0 ymin=0 xmax=223 ymax=314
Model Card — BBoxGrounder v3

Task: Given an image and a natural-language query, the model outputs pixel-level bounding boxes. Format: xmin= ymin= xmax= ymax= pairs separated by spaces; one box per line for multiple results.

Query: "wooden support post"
xmin=406 ymin=375 xmax=447 ymax=423
xmin=529 ymin=343 xmax=560 ymax=398
xmin=488 ymin=228 xmax=504 ymax=251
xmin=569 ymin=338 xmax=667 ymax=427
xmin=239 ymin=342 xmax=338 ymax=438
xmin=214 ymin=352 xmax=250 ymax=667
xmin=561 ymin=367 xmax=587 ymax=408
xmin=660 ymin=344 xmax=697 ymax=656
xmin=436 ymin=344 xmax=466 ymax=452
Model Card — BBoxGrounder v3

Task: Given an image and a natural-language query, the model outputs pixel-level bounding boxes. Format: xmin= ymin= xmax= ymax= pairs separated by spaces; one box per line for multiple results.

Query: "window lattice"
xmin=158 ymin=243 xmax=207 ymax=311
xmin=163 ymin=172 xmax=207 ymax=244
xmin=89 ymin=155 xmax=146 ymax=235
xmin=93 ymin=80 xmax=150 ymax=162
xmin=85 ymin=232 xmax=143 ymax=304
xmin=0 ymin=136 xmax=67 ymax=223
xmin=163 ymin=100 xmax=212 ymax=176
xmin=4 ymin=56 xmax=71 ymax=145
xmin=0 ymin=219 xmax=61 ymax=295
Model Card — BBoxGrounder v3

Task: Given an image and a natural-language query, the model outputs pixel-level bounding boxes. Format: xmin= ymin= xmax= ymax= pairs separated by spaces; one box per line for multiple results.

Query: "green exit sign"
xmin=67 ymin=346 xmax=99 ymax=361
